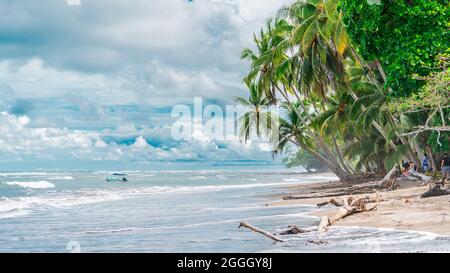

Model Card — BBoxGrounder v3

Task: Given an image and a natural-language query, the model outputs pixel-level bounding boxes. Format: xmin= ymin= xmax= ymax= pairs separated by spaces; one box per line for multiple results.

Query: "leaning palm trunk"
xmin=274 ymin=84 xmax=351 ymax=180
xmin=288 ymin=87 xmax=351 ymax=174
xmin=288 ymin=138 xmax=346 ymax=179
xmin=331 ymin=137 xmax=355 ymax=176
xmin=290 ymin=87 xmax=357 ymax=177
xmin=348 ymin=47 xmax=420 ymax=165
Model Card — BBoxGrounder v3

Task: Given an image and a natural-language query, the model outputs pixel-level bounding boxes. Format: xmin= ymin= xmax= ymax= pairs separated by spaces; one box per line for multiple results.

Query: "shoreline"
xmin=268 ymin=179 xmax=450 ymax=236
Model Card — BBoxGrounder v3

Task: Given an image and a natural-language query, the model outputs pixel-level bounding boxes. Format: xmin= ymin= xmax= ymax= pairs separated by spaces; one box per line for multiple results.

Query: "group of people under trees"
xmin=402 ymin=153 xmax=450 ymax=185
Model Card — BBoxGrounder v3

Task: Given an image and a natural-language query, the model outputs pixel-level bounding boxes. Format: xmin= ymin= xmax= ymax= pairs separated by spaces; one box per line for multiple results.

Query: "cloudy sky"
xmin=0 ymin=0 xmax=293 ymax=170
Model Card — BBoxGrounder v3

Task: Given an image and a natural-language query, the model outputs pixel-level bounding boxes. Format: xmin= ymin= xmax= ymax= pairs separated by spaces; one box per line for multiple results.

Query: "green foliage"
xmin=387 ymin=54 xmax=449 ymax=151
xmin=340 ymin=0 xmax=450 ymax=97
xmin=386 ymin=53 xmax=450 ymax=113
xmin=428 ymin=131 xmax=449 ymax=153
xmin=238 ymin=0 xmax=448 ymax=178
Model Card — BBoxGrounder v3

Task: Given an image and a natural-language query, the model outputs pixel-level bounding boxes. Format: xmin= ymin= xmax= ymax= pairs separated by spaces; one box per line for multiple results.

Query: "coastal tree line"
xmin=236 ymin=0 xmax=449 ymax=181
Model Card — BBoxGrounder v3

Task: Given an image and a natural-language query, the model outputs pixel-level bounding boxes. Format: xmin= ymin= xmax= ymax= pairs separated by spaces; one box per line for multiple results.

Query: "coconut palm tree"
xmin=241 ymin=16 xmax=355 ymax=180
xmin=235 ymin=80 xmax=276 ymax=143
xmin=239 ymin=0 xmax=427 ymax=179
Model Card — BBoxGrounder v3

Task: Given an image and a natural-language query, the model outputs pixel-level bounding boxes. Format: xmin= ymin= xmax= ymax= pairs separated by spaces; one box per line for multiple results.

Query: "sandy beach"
xmin=269 ymin=179 xmax=450 ymax=236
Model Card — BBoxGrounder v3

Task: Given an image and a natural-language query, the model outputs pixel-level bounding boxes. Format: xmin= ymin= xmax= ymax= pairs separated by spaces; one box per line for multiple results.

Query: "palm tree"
xmin=279 ymin=0 xmax=423 ymax=167
xmin=241 ymin=16 xmax=355 ymax=180
xmin=239 ymin=0 xmax=426 ymax=179
xmin=235 ymin=80 xmax=275 ymax=143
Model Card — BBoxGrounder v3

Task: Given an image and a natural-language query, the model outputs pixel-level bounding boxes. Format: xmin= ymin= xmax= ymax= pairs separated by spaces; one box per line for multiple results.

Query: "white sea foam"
xmin=0 ymin=198 xmax=31 ymax=218
xmin=0 ymin=175 xmax=332 ymax=220
xmin=283 ymin=178 xmax=299 ymax=182
xmin=5 ymin=181 xmax=55 ymax=189
xmin=0 ymin=189 xmax=123 ymax=219
xmin=189 ymin=176 xmax=207 ymax=180
xmin=48 ymin=176 xmax=74 ymax=180
xmin=0 ymin=172 xmax=49 ymax=177
xmin=0 ymin=181 xmax=295 ymax=219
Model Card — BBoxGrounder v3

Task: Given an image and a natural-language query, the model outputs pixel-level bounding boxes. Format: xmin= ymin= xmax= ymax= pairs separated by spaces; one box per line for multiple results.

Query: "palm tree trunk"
xmin=426 ymin=145 xmax=438 ymax=175
xmin=331 ymin=136 xmax=355 ymax=176
xmin=281 ymin=84 xmax=349 ymax=174
xmin=349 ymin=47 xmax=420 ymax=167
xmin=274 ymin=84 xmax=349 ymax=179
xmin=288 ymin=139 xmax=348 ymax=180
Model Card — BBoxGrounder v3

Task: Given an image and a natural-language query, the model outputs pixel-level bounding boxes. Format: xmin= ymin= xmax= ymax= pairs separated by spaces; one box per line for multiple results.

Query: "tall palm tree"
xmin=278 ymin=0 xmax=421 ymax=166
xmin=235 ymin=80 xmax=275 ymax=143
xmin=241 ymin=16 xmax=354 ymax=180
xmin=239 ymin=0 xmax=425 ymax=179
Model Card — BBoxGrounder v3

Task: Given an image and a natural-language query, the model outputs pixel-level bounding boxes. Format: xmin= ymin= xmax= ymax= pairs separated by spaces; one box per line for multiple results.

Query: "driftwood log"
xmin=238 ymin=221 xmax=286 ymax=242
xmin=379 ymin=164 xmax=400 ymax=190
xmin=421 ymin=185 xmax=450 ymax=199
xmin=277 ymin=225 xmax=309 ymax=235
xmin=317 ymin=198 xmax=342 ymax=208
xmin=283 ymin=192 xmax=346 ymax=200
xmin=379 ymin=164 xmax=432 ymax=190
xmin=284 ymin=184 xmax=378 ymax=201
xmin=318 ymin=194 xmax=380 ymax=233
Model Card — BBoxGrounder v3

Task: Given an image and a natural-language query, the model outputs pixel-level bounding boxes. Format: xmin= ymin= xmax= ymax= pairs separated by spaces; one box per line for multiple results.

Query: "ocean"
xmin=1 ymin=164 xmax=449 ymax=253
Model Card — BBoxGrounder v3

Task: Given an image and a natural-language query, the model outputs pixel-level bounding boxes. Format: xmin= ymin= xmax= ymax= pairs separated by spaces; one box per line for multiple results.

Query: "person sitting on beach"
xmin=402 ymin=161 xmax=411 ymax=176
xmin=441 ymin=153 xmax=450 ymax=185
xmin=422 ymin=154 xmax=430 ymax=174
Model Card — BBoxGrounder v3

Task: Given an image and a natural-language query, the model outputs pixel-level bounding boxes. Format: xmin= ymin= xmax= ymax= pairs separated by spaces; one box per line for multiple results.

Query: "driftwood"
xmin=379 ymin=164 xmax=432 ymax=190
xmin=379 ymin=164 xmax=400 ymax=190
xmin=421 ymin=185 xmax=450 ymax=199
xmin=318 ymin=194 xmax=380 ymax=233
xmin=283 ymin=192 xmax=346 ymax=200
xmin=277 ymin=225 xmax=309 ymax=235
xmin=240 ymin=193 xmax=381 ymax=242
xmin=408 ymin=172 xmax=432 ymax=184
xmin=317 ymin=196 xmax=377 ymax=209
xmin=238 ymin=221 xmax=286 ymax=242
xmin=381 ymin=164 xmax=399 ymax=184
xmin=284 ymin=184 xmax=378 ymax=201
xmin=317 ymin=198 xmax=342 ymax=208
xmin=306 ymin=240 xmax=327 ymax=245
xmin=318 ymin=216 xmax=330 ymax=233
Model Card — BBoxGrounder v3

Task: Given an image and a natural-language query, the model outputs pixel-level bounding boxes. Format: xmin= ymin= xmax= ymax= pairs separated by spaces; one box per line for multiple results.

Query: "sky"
xmin=0 ymin=0 xmax=293 ymax=170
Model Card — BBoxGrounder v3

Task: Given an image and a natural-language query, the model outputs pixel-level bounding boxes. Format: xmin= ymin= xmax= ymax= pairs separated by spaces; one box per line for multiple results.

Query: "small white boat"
xmin=106 ymin=173 xmax=128 ymax=182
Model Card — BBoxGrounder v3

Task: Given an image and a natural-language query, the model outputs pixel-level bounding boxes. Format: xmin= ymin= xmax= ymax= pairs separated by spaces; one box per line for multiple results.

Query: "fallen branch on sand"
xmin=318 ymin=194 xmax=380 ymax=233
xmin=379 ymin=164 xmax=432 ymax=190
xmin=240 ymin=193 xmax=382 ymax=241
xmin=238 ymin=222 xmax=316 ymax=242
xmin=317 ymin=198 xmax=342 ymax=208
xmin=283 ymin=185 xmax=378 ymax=201
xmin=379 ymin=164 xmax=400 ymax=190
xmin=421 ymin=185 xmax=450 ymax=199
xmin=283 ymin=192 xmax=346 ymax=200
xmin=238 ymin=221 xmax=286 ymax=242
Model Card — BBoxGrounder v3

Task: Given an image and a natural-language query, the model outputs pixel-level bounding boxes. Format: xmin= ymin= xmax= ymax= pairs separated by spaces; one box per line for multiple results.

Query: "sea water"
xmin=0 ymin=164 xmax=449 ymax=253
